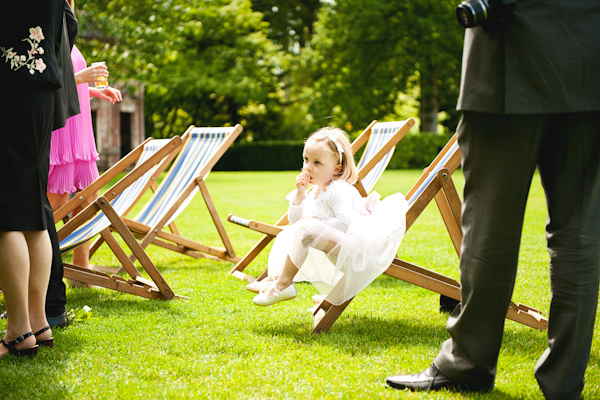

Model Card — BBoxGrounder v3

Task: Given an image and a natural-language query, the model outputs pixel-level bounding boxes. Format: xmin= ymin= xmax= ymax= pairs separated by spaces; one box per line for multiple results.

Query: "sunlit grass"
xmin=0 ymin=170 xmax=598 ymax=399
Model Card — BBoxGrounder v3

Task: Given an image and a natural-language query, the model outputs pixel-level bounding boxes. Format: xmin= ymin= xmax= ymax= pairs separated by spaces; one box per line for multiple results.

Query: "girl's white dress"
xmin=267 ymin=179 xmax=408 ymax=305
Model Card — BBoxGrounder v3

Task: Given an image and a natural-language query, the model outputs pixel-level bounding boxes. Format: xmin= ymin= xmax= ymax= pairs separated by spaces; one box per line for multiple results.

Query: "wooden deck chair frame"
xmin=229 ymin=134 xmax=549 ymax=332
xmin=56 ymin=136 xmax=183 ymax=300
xmin=228 ymin=119 xmax=416 ymax=282
xmin=90 ymin=124 xmax=244 ymax=270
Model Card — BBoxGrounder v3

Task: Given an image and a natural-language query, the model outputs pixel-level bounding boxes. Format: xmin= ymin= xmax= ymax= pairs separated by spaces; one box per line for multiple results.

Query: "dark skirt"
xmin=0 ymin=83 xmax=55 ymax=231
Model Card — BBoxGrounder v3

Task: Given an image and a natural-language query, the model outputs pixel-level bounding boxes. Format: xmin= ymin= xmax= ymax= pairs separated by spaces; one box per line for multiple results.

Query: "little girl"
xmin=251 ymin=126 xmax=408 ymax=307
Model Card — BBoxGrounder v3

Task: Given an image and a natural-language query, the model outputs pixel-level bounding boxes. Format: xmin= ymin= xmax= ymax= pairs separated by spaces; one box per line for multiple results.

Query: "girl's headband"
xmin=325 ymin=133 xmax=344 ymax=164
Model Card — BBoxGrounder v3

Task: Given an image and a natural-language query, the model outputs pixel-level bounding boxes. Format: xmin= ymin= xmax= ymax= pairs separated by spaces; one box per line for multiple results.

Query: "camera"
xmin=456 ymin=0 xmax=516 ymax=32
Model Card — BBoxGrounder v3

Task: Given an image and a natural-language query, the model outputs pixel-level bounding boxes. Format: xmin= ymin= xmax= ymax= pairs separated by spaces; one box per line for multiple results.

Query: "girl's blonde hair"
xmin=306 ymin=126 xmax=358 ymax=184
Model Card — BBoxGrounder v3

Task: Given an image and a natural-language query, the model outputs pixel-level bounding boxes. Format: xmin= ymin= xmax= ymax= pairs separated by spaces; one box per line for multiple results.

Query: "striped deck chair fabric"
xmin=120 ymin=125 xmax=243 ymax=263
xmin=59 ymin=139 xmax=173 ymax=254
xmin=406 ymin=138 xmax=460 ymax=207
xmin=357 ymin=121 xmax=407 ymax=194
xmin=135 ymin=128 xmax=230 ymax=229
xmin=57 ymin=136 xmax=184 ymax=300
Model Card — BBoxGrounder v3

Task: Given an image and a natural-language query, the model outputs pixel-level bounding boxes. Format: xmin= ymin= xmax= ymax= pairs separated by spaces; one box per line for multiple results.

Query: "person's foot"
xmin=0 ymin=332 xmax=38 ymax=358
xmin=253 ymin=283 xmax=297 ymax=306
xmin=33 ymin=325 xmax=54 ymax=347
xmin=245 ymin=278 xmax=275 ymax=293
xmin=386 ymin=364 xmax=492 ymax=392
xmin=47 ymin=311 xmax=69 ymax=328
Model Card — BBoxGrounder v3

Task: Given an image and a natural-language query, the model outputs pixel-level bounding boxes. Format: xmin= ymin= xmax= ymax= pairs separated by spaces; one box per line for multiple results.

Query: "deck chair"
xmin=230 ymin=134 xmax=549 ymax=332
xmin=56 ymin=136 xmax=184 ymax=300
xmin=89 ymin=125 xmax=243 ymax=268
xmin=228 ymin=119 xmax=416 ymax=282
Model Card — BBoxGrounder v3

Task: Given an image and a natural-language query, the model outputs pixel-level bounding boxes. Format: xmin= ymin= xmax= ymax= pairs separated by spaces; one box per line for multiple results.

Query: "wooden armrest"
xmin=227 ymin=214 xmax=283 ymax=237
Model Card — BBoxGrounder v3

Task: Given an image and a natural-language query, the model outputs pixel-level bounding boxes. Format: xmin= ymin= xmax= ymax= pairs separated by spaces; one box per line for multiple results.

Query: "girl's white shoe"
xmin=253 ymin=284 xmax=298 ymax=306
xmin=245 ymin=279 xmax=275 ymax=293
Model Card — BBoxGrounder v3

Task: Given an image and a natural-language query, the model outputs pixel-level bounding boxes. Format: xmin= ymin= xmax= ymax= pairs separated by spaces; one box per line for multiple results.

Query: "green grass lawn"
xmin=1 ymin=170 xmax=599 ymax=399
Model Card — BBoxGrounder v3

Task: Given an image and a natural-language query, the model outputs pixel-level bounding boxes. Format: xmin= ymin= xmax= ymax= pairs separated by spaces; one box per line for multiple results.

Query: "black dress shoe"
xmin=386 ymin=364 xmax=492 ymax=392
xmin=47 ymin=312 xmax=69 ymax=328
xmin=386 ymin=364 xmax=459 ymax=392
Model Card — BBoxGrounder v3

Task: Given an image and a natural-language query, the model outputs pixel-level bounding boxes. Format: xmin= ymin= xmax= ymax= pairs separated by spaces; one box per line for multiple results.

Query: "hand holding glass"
xmin=91 ymin=61 xmax=108 ymax=89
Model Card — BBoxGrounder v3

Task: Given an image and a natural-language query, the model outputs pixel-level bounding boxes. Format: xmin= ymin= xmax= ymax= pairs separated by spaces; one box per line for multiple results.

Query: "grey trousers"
xmin=434 ymin=111 xmax=600 ymax=399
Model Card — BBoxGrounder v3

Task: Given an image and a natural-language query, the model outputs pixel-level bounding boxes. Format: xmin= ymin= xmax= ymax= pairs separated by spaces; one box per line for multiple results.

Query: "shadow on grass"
xmin=253 ymin=305 xmax=549 ymax=359
xmin=254 ymin=313 xmax=447 ymax=353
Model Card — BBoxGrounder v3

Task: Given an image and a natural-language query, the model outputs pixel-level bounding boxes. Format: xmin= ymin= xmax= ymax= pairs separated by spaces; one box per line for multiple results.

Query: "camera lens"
xmin=456 ymin=0 xmax=489 ymax=28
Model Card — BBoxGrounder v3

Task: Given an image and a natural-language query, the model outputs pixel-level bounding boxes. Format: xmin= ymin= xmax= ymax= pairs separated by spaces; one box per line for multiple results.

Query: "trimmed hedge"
xmin=213 ymin=132 xmax=454 ymax=171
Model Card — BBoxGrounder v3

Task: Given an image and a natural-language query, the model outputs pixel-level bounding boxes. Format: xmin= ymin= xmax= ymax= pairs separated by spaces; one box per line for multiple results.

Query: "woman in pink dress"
xmin=47 ymin=43 xmax=122 ymax=280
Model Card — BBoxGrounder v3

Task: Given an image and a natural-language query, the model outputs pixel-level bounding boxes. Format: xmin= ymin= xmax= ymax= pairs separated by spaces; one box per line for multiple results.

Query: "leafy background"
xmin=75 ymin=0 xmax=463 ymax=142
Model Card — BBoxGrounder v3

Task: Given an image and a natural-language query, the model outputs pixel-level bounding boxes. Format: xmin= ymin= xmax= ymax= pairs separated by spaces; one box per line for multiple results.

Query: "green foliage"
xmin=67 ymin=305 xmax=93 ymax=323
xmin=74 ymin=0 xmax=464 ymax=143
xmin=77 ymin=0 xmax=285 ymax=140
xmin=299 ymin=0 xmax=464 ymax=134
xmin=251 ymin=0 xmax=322 ymax=52
xmin=215 ymin=140 xmax=304 ymax=171
xmin=387 ymin=132 xmax=453 ymax=169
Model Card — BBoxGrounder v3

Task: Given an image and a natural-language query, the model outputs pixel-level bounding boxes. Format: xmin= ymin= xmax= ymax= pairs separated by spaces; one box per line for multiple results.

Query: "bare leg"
xmin=252 ymin=255 xmax=300 ymax=306
xmin=24 ymin=230 xmax=53 ymax=341
xmin=71 ymin=190 xmax=98 ymax=269
xmin=267 ymin=255 xmax=299 ymax=295
xmin=72 ymin=192 xmax=98 ymax=268
xmin=47 ymin=192 xmax=69 ymax=217
xmin=0 ymin=231 xmax=48 ymax=357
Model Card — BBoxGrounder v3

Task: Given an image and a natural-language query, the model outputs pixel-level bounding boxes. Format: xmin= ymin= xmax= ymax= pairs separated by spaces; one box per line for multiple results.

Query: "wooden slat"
xmin=197 ymin=178 xmax=236 ymax=258
xmin=228 ymin=213 xmax=289 ymax=275
xmin=97 ymin=197 xmax=175 ymax=300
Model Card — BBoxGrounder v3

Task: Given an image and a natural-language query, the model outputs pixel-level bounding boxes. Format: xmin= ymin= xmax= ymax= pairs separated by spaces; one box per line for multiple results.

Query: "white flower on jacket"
xmin=1 ymin=26 xmax=47 ymax=75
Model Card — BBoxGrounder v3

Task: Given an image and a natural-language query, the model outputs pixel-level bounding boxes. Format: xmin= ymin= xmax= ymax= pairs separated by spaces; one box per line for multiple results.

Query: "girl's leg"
xmin=0 ymin=232 xmax=37 ymax=357
xmin=71 ymin=191 xmax=98 ymax=270
xmin=47 ymin=192 xmax=69 ymax=215
xmin=264 ymin=237 xmax=341 ymax=298
xmin=264 ymin=255 xmax=298 ymax=296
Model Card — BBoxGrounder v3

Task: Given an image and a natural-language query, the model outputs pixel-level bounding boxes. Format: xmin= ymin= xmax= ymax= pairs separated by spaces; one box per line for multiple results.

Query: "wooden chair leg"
xmin=97 ymin=197 xmax=175 ymax=300
xmin=311 ymin=298 xmax=354 ymax=334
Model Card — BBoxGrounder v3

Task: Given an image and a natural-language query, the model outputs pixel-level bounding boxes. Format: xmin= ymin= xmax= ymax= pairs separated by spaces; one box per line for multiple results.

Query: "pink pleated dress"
xmin=48 ymin=45 xmax=100 ymax=195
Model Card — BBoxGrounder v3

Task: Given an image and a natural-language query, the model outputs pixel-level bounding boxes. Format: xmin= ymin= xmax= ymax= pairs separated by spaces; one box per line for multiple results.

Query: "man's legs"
xmin=433 ymin=111 xmax=547 ymax=388
xmin=534 ymin=111 xmax=600 ymax=399
xmin=43 ymin=201 xmax=67 ymax=326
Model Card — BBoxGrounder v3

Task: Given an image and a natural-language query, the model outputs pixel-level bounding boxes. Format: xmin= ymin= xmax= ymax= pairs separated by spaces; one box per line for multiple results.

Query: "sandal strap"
xmin=2 ymin=332 xmax=34 ymax=346
xmin=34 ymin=326 xmax=51 ymax=337
xmin=1 ymin=332 xmax=34 ymax=354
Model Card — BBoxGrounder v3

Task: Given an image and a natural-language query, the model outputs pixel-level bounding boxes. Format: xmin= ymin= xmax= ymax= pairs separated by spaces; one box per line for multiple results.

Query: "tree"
xmin=299 ymin=0 xmax=464 ymax=133
xmin=251 ymin=0 xmax=321 ymax=52
xmin=76 ymin=0 xmax=285 ymax=140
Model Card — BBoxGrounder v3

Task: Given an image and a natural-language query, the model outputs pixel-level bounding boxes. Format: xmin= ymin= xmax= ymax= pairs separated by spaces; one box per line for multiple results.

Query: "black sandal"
xmin=34 ymin=326 xmax=54 ymax=348
xmin=1 ymin=332 xmax=39 ymax=357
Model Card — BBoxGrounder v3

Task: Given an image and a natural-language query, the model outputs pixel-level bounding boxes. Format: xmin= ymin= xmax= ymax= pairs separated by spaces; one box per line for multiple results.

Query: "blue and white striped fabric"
xmin=406 ymin=140 xmax=459 ymax=206
xmin=133 ymin=127 xmax=231 ymax=229
xmin=59 ymin=139 xmax=172 ymax=254
xmin=357 ymin=121 xmax=405 ymax=194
